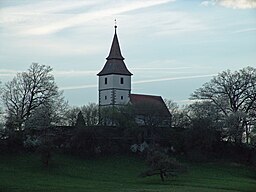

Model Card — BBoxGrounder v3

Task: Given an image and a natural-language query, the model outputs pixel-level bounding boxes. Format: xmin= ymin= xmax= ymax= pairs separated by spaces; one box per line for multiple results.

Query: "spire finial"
xmin=114 ymin=19 xmax=117 ymax=34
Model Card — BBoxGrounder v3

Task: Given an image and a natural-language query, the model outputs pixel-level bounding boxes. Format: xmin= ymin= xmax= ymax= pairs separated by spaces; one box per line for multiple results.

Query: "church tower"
xmin=97 ymin=25 xmax=132 ymax=108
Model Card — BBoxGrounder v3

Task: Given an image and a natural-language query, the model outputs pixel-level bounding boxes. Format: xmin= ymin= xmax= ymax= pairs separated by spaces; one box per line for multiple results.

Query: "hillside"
xmin=0 ymin=154 xmax=255 ymax=192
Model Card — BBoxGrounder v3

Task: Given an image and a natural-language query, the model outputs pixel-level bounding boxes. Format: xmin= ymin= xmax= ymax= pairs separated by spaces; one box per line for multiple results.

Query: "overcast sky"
xmin=0 ymin=0 xmax=255 ymax=107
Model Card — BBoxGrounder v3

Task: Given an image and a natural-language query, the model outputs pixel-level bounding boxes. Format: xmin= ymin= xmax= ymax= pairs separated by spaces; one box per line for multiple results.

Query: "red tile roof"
xmin=129 ymin=94 xmax=171 ymax=117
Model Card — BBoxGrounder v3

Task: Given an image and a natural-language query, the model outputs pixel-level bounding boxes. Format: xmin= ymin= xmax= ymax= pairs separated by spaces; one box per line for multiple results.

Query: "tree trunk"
xmin=160 ymin=170 xmax=165 ymax=182
xmin=245 ymin=121 xmax=249 ymax=144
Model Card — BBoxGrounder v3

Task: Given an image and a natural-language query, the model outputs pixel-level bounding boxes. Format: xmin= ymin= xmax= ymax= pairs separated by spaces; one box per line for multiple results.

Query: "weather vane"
xmin=114 ymin=19 xmax=117 ymax=27
xmin=114 ymin=19 xmax=117 ymax=33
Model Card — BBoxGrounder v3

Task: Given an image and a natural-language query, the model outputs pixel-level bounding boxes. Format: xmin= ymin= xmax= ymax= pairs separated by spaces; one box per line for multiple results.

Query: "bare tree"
xmin=140 ymin=146 xmax=185 ymax=182
xmin=81 ymin=103 xmax=99 ymax=126
xmin=0 ymin=104 xmax=4 ymax=131
xmin=65 ymin=103 xmax=99 ymax=126
xmin=2 ymin=63 xmax=62 ymax=130
xmin=64 ymin=107 xmax=81 ymax=126
xmin=164 ymin=99 xmax=179 ymax=115
xmin=164 ymin=99 xmax=188 ymax=128
xmin=191 ymin=67 xmax=256 ymax=143
xmin=0 ymin=81 xmax=4 ymax=129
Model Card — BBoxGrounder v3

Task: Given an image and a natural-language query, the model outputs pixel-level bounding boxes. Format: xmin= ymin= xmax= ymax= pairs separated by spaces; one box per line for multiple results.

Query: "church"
xmin=97 ymin=25 xmax=171 ymax=127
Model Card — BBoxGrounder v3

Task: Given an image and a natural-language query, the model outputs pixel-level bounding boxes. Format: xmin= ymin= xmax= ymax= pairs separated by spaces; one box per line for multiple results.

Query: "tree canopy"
xmin=2 ymin=63 xmax=65 ymax=130
xmin=191 ymin=67 xmax=256 ymax=143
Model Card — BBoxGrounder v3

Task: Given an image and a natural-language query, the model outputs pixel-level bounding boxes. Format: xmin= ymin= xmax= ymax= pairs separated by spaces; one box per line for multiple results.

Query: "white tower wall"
xmin=98 ymin=74 xmax=131 ymax=106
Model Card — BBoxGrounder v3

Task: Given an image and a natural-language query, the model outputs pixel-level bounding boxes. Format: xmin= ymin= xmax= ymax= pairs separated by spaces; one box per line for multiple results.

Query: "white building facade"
xmin=97 ymin=26 xmax=132 ymax=107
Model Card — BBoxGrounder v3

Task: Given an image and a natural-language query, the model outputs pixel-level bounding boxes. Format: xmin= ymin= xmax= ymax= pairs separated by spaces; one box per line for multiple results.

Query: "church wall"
xmin=99 ymin=74 xmax=131 ymax=90
xmin=99 ymin=74 xmax=131 ymax=106
xmin=99 ymin=88 xmax=130 ymax=106
xmin=115 ymin=89 xmax=130 ymax=104
xmin=113 ymin=75 xmax=131 ymax=90
xmin=99 ymin=89 xmax=113 ymax=106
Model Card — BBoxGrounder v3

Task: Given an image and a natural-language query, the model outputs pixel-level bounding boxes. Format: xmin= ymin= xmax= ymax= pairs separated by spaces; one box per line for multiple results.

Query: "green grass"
xmin=0 ymin=153 xmax=255 ymax=192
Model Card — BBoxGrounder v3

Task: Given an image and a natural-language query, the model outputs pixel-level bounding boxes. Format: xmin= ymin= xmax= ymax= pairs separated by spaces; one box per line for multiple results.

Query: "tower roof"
xmin=97 ymin=25 xmax=132 ymax=76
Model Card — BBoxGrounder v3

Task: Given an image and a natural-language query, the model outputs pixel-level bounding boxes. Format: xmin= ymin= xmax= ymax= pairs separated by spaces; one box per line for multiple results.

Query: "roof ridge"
xmin=130 ymin=93 xmax=162 ymax=98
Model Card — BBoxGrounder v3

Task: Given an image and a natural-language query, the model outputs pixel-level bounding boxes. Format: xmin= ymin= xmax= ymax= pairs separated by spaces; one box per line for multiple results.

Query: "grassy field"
xmin=0 ymin=153 xmax=255 ymax=192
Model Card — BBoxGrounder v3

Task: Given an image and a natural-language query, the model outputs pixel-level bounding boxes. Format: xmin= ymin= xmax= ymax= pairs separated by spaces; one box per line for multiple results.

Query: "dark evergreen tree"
xmin=75 ymin=111 xmax=86 ymax=128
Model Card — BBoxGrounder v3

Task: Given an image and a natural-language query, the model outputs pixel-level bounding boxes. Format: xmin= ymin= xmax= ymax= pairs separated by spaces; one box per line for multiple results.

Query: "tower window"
xmin=105 ymin=78 xmax=107 ymax=84
xmin=120 ymin=77 xmax=124 ymax=84
xmin=121 ymin=96 xmax=123 ymax=100
xmin=105 ymin=96 xmax=107 ymax=100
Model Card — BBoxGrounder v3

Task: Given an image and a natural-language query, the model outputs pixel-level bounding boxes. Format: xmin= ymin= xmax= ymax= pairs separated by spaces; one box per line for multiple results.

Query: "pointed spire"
xmin=97 ymin=24 xmax=132 ymax=76
xmin=106 ymin=22 xmax=124 ymax=60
